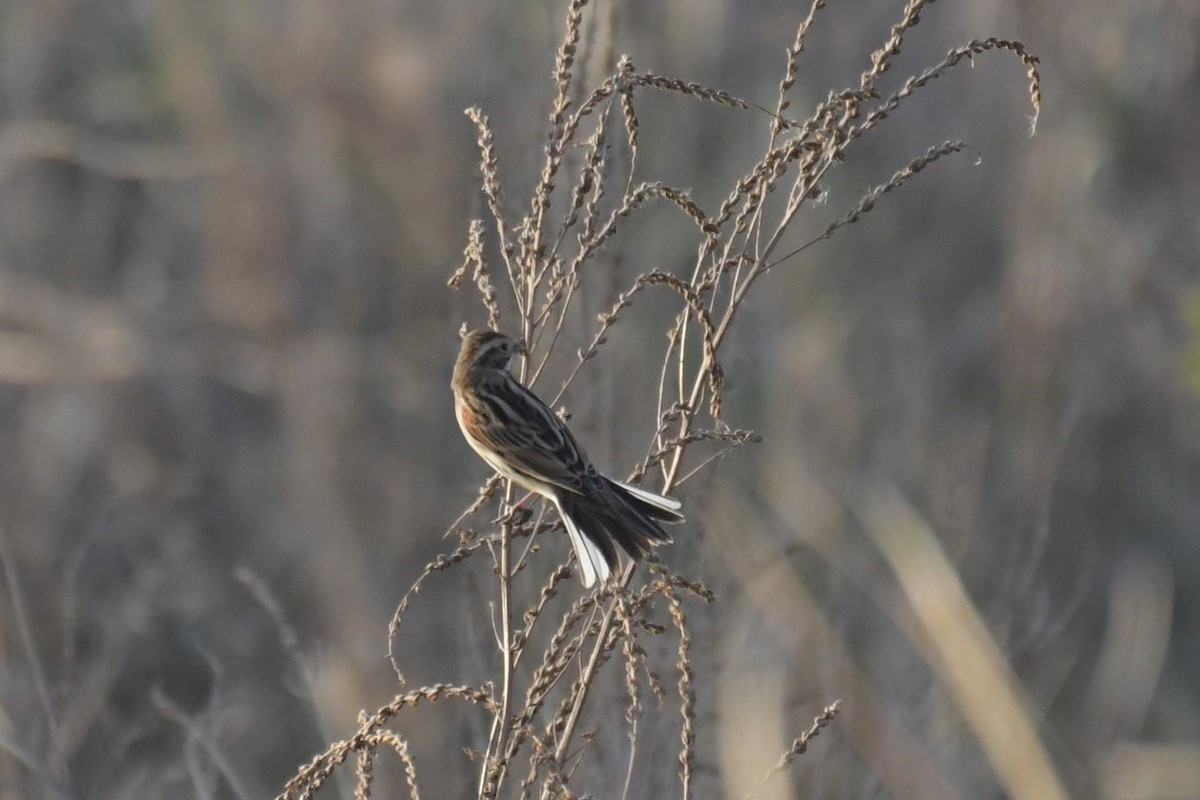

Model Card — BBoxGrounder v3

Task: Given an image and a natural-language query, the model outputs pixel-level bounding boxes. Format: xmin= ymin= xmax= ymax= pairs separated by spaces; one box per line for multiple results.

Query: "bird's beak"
xmin=515 ymin=340 xmax=529 ymax=357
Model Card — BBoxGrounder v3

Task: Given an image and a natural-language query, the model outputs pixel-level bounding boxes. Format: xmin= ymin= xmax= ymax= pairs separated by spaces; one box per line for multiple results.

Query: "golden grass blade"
xmin=859 ymin=484 xmax=1071 ymax=800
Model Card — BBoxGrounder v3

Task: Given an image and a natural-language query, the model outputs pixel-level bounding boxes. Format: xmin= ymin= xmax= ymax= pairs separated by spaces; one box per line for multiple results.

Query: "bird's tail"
xmin=556 ymin=481 xmax=684 ymax=588
xmin=609 ymin=478 xmax=685 ymax=526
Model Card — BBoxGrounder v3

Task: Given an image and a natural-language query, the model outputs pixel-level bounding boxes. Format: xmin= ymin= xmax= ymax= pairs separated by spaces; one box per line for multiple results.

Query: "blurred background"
xmin=1 ymin=0 xmax=1198 ymax=797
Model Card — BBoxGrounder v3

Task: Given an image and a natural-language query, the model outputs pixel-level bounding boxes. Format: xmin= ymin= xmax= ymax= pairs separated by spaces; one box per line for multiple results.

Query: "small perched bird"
xmin=452 ymin=329 xmax=683 ymax=587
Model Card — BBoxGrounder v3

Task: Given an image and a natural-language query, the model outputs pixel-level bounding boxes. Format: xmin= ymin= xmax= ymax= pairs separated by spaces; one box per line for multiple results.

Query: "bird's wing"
xmin=470 ymin=372 xmax=598 ymax=495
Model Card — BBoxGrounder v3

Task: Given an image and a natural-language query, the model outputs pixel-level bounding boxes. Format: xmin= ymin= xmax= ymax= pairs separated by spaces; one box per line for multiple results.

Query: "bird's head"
xmin=458 ymin=329 xmax=527 ymax=372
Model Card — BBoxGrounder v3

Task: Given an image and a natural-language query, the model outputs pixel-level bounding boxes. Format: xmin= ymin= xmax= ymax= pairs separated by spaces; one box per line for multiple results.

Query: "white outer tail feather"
xmin=554 ymin=499 xmax=610 ymax=588
xmin=612 ymin=479 xmax=683 ymax=513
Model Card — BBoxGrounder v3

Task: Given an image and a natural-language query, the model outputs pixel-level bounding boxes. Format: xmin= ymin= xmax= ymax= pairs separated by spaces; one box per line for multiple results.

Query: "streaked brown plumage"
xmin=452 ymin=329 xmax=683 ymax=587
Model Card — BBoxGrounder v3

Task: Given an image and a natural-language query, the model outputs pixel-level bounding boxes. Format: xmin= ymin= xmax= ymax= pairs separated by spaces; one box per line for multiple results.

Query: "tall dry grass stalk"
xmin=278 ymin=0 xmax=1040 ymax=797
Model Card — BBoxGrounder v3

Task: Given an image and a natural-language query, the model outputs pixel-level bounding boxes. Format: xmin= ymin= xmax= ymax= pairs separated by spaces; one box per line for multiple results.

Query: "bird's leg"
xmin=491 ymin=490 xmax=536 ymax=526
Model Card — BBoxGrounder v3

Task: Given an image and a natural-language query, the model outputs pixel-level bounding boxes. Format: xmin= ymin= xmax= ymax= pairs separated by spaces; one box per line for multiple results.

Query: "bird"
xmin=452 ymin=329 xmax=684 ymax=587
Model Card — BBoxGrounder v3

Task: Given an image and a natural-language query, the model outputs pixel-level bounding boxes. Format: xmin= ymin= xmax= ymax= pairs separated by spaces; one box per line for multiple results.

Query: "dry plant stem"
xmin=511 ymin=561 xmax=574 ymax=665
xmin=455 ymin=475 xmax=504 ymax=532
xmin=465 ymin=107 xmax=520 ymax=313
xmin=547 ymin=569 xmax=712 ymax=781
xmin=380 ymin=0 xmax=1041 ymax=795
xmin=0 ymin=523 xmax=66 ymax=783
xmin=506 ymin=597 xmax=608 ymax=796
xmin=499 ymin=496 xmax=516 ymax=733
xmin=548 ymin=288 xmax=635 ymax=405
xmin=552 ymin=565 xmax=634 ymax=763
xmin=772 ymin=0 xmax=829 ymax=137
xmin=665 ymin=586 xmax=698 ymax=799
xmin=494 ymin=31 xmax=1034 ymax=794
xmin=675 ymin=440 xmax=752 ymax=486
xmin=152 ymin=687 xmax=253 ymax=800
xmin=355 ymin=740 xmax=374 ymax=800
xmin=715 ymin=145 xmax=837 ymax=326
xmin=488 ymin=577 xmax=619 ymax=795
xmin=514 ymin=502 xmax=551 ymax=575
xmin=388 ymin=525 xmax=541 ymax=683
xmin=278 ymin=684 xmax=494 ymax=800
xmin=519 ymin=731 xmax=576 ymax=800
xmin=354 ymin=730 xmax=421 ymax=800
xmin=544 ymin=99 xmax=614 ymax=275
xmin=659 ymin=153 xmax=827 ymax=487
xmin=527 ymin=574 xmax=711 ymax=796
xmin=479 ymin=485 xmax=519 ymax=799
xmin=617 ymin=598 xmax=641 ymax=800
xmin=740 ymin=701 xmax=842 ymax=800
xmin=667 ymin=54 xmax=1012 ymax=482
xmin=764 ymin=140 xmax=973 ymax=272
xmin=654 ymin=340 xmax=681 ymax=450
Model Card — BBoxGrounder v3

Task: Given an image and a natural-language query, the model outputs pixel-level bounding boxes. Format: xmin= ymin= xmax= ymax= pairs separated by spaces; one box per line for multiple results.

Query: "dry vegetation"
xmin=278 ymin=1 xmax=1042 ymax=797
xmin=4 ymin=0 xmax=1200 ymax=799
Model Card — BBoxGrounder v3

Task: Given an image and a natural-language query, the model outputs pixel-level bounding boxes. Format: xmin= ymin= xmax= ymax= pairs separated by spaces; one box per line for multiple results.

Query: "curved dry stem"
xmin=636 ymin=271 xmax=724 ymax=419
xmin=278 ymin=685 xmax=494 ymax=800
xmin=765 ymin=140 xmax=973 ymax=273
xmin=740 ymin=701 xmax=842 ymax=800
xmin=856 ymin=38 xmax=1042 ymax=140
xmin=465 ymin=108 xmax=519 ymax=302
xmin=389 ymin=521 xmax=541 ymax=684
xmin=772 ymin=0 xmax=829 ymax=134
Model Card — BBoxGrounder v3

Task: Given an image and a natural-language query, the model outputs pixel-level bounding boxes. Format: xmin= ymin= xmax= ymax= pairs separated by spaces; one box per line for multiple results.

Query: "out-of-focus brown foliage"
xmin=0 ymin=0 xmax=1197 ymax=798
